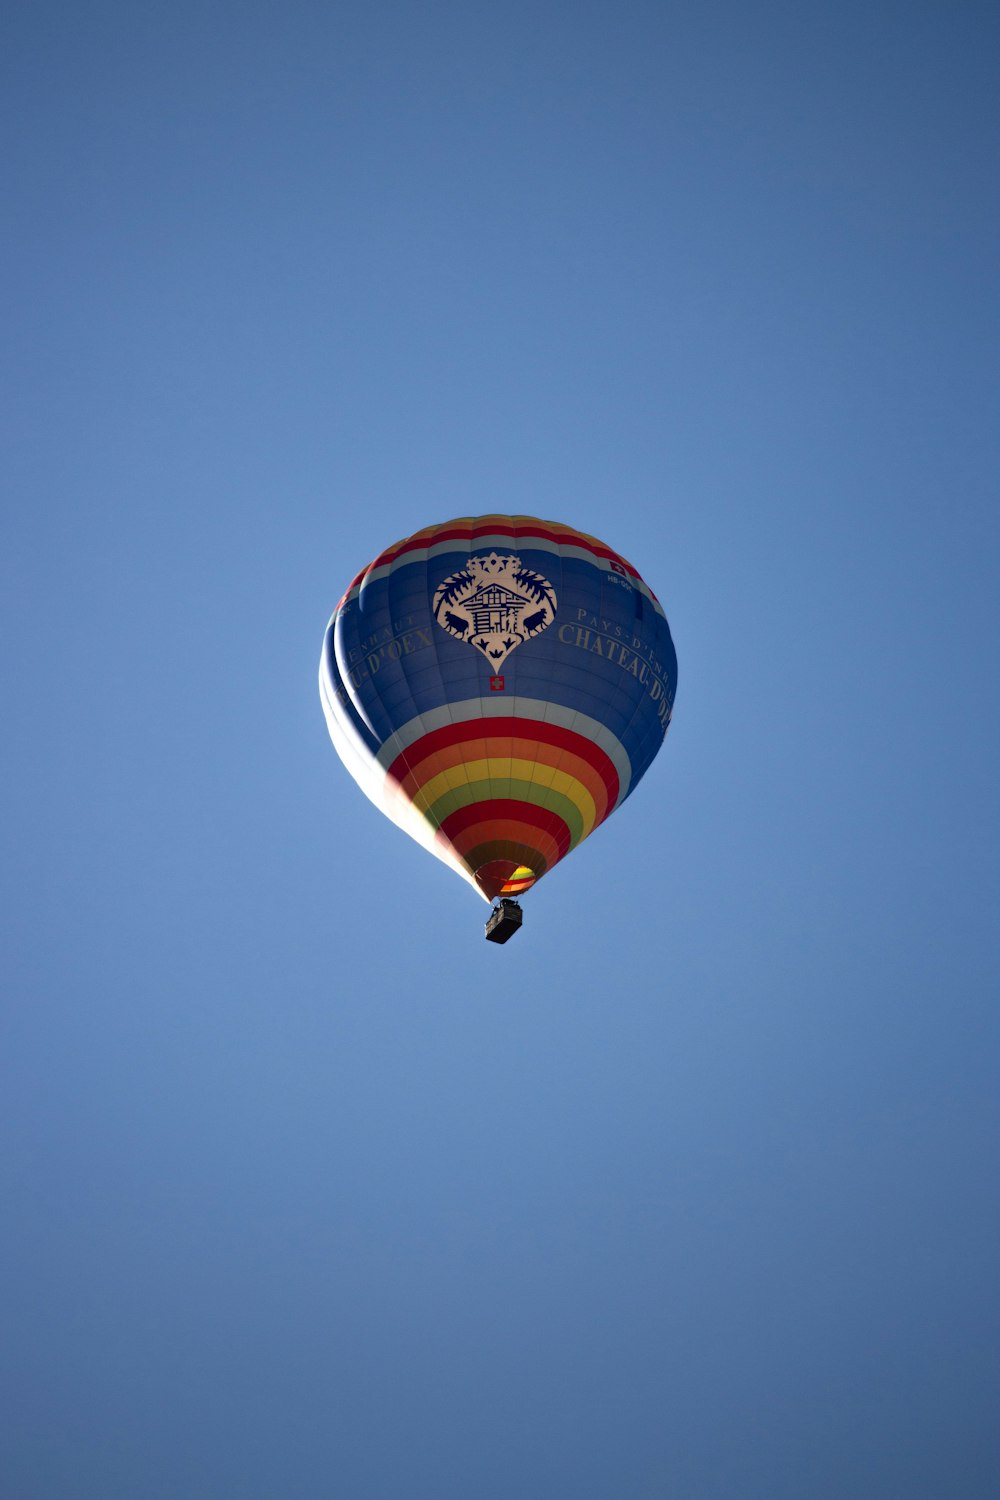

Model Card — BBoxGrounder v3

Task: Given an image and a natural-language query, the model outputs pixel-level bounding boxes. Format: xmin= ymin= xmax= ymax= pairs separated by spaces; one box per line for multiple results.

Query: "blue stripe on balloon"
xmin=323 ymin=547 xmax=677 ymax=802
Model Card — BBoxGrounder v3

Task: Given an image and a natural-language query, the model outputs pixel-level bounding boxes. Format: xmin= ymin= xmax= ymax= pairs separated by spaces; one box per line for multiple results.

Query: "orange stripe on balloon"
xmin=389 ymin=731 xmax=615 ymax=825
xmin=402 ymin=754 xmax=602 ymax=840
xmin=462 ymin=842 xmax=551 ymax=876
xmin=386 ymin=718 xmax=620 ymax=811
xmin=438 ymin=796 xmax=573 ymax=853
xmin=440 ymin=820 xmax=564 ymax=875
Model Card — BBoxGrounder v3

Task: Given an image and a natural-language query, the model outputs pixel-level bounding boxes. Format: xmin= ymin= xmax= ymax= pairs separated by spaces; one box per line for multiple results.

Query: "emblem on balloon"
xmin=432 ymin=552 xmax=557 ymax=671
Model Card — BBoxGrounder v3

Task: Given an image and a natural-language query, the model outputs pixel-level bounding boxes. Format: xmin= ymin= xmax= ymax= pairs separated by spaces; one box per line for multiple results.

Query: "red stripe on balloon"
xmin=451 ymin=825 xmax=561 ymax=879
xmin=469 ymin=855 xmax=546 ymax=902
xmin=463 ymin=844 xmax=550 ymax=877
xmin=368 ymin=521 xmax=643 ymax=581
xmin=438 ymin=800 xmax=572 ymax=861
xmin=394 ymin=733 xmax=612 ymax=828
xmin=385 ymin=717 xmax=620 ymax=814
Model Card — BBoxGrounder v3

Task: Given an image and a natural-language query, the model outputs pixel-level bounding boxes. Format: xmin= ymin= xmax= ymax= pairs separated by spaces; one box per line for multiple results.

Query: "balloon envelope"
xmin=319 ymin=515 xmax=677 ymax=901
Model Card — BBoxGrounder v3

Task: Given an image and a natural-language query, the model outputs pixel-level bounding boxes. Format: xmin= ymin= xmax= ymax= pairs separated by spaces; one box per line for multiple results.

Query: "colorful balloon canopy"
xmin=319 ymin=515 xmax=678 ymax=902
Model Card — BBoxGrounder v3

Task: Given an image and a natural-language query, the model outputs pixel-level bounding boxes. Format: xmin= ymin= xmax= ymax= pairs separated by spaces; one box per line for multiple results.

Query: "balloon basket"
xmin=484 ymin=899 xmax=523 ymax=944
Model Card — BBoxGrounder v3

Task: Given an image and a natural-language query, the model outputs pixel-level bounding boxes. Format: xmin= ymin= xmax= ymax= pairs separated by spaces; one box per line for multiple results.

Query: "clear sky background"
xmin=3 ymin=2 xmax=999 ymax=1496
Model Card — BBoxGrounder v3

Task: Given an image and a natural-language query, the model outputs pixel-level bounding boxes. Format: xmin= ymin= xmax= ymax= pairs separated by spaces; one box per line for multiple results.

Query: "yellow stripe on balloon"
xmin=403 ymin=757 xmax=598 ymax=837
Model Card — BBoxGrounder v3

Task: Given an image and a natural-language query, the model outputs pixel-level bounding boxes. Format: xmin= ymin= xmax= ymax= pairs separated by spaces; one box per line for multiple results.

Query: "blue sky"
xmin=3 ymin=3 xmax=999 ymax=1496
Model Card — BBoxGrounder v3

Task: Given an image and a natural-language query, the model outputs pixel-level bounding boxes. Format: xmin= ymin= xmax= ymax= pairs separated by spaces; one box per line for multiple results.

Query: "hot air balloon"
xmin=319 ymin=515 xmax=677 ymax=940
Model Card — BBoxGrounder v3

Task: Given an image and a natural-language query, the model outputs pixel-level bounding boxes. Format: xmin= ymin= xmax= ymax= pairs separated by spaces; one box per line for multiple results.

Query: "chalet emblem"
xmin=432 ymin=552 xmax=557 ymax=671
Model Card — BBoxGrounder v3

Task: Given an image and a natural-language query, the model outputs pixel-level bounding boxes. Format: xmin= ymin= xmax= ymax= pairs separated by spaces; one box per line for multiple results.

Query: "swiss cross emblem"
xmin=490 ymin=675 xmax=505 ymax=692
xmin=609 ymin=559 xmax=626 ymax=576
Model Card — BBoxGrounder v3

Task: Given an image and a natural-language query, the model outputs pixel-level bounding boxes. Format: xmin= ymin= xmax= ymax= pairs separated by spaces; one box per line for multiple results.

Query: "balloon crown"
xmin=467 ymin=551 xmax=520 ymax=579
